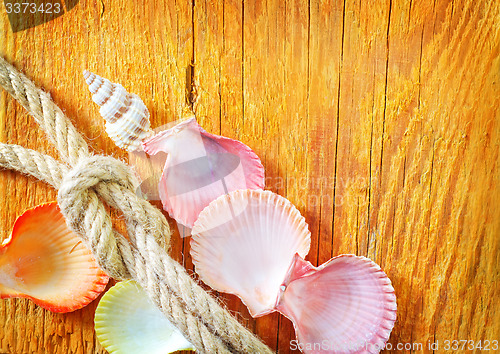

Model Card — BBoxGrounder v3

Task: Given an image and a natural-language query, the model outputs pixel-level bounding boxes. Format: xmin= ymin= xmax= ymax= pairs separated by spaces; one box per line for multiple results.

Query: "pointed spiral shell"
xmin=83 ymin=70 xmax=152 ymax=151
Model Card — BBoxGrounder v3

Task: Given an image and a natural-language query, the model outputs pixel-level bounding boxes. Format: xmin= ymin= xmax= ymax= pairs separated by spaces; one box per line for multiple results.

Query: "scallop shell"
xmin=0 ymin=202 xmax=109 ymax=313
xmin=142 ymin=117 xmax=265 ymax=228
xmin=190 ymin=189 xmax=311 ymax=317
xmin=95 ymin=280 xmax=195 ymax=354
xmin=83 ymin=70 xmax=152 ymax=151
xmin=276 ymin=254 xmax=397 ymax=354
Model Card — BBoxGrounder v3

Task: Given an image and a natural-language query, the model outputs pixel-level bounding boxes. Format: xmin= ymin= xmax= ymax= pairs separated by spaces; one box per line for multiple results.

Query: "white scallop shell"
xmin=95 ymin=280 xmax=195 ymax=353
xmin=190 ymin=189 xmax=311 ymax=317
xmin=276 ymin=254 xmax=397 ymax=354
xmin=83 ymin=70 xmax=152 ymax=151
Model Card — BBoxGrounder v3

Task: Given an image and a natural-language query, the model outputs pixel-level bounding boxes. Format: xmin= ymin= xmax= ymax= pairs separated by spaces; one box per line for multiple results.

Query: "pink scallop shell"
xmin=276 ymin=254 xmax=397 ymax=354
xmin=191 ymin=189 xmax=311 ymax=317
xmin=142 ymin=118 xmax=265 ymax=228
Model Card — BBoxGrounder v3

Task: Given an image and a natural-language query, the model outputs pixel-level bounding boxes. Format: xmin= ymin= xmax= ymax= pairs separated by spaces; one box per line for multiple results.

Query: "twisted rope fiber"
xmin=0 ymin=58 xmax=272 ymax=354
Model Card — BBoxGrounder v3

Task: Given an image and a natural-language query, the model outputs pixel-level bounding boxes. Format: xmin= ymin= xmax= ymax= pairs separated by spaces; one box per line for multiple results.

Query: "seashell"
xmin=142 ymin=117 xmax=265 ymax=228
xmin=95 ymin=280 xmax=195 ymax=354
xmin=83 ymin=70 xmax=152 ymax=151
xmin=190 ymin=189 xmax=311 ymax=317
xmin=128 ymin=149 xmax=167 ymax=202
xmin=275 ymin=254 xmax=397 ymax=354
xmin=0 ymin=202 xmax=109 ymax=312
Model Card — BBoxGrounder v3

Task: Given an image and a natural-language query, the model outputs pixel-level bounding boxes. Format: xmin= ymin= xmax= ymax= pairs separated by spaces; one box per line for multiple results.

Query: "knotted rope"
xmin=0 ymin=57 xmax=272 ymax=354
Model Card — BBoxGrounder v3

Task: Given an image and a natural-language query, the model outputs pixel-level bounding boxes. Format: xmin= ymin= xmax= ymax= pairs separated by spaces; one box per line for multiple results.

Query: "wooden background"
xmin=0 ymin=0 xmax=498 ymax=353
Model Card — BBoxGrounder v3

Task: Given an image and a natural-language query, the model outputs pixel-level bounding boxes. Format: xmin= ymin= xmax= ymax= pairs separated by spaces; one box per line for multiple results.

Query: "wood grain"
xmin=0 ymin=0 xmax=498 ymax=353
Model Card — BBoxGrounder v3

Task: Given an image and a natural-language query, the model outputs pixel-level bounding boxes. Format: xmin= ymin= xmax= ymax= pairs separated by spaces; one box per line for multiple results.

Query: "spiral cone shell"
xmin=83 ymin=70 xmax=152 ymax=151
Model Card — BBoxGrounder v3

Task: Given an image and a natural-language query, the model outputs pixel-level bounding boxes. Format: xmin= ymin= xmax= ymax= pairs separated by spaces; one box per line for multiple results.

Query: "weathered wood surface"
xmin=0 ymin=0 xmax=498 ymax=353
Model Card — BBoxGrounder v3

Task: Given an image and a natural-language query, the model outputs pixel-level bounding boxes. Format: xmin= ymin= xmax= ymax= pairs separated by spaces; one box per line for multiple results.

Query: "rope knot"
xmin=59 ymin=155 xmax=139 ymax=195
xmin=56 ymin=155 xmax=141 ymax=279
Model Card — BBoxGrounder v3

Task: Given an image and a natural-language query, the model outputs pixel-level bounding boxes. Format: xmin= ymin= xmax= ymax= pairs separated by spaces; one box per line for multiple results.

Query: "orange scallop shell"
xmin=0 ymin=202 xmax=109 ymax=312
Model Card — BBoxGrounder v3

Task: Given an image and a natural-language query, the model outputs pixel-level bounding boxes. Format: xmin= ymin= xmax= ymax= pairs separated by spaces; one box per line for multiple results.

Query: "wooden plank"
xmin=0 ymin=0 xmax=499 ymax=353
xmin=274 ymin=1 xmax=311 ymax=350
xmin=306 ymin=0 xmax=343 ymax=270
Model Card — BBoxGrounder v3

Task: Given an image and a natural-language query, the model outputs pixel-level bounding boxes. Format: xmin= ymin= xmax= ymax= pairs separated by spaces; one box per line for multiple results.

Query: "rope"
xmin=0 ymin=57 xmax=272 ymax=354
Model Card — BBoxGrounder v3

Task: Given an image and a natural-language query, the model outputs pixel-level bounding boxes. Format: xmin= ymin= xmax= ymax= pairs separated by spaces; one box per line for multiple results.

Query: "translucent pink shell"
xmin=142 ymin=117 xmax=265 ymax=228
